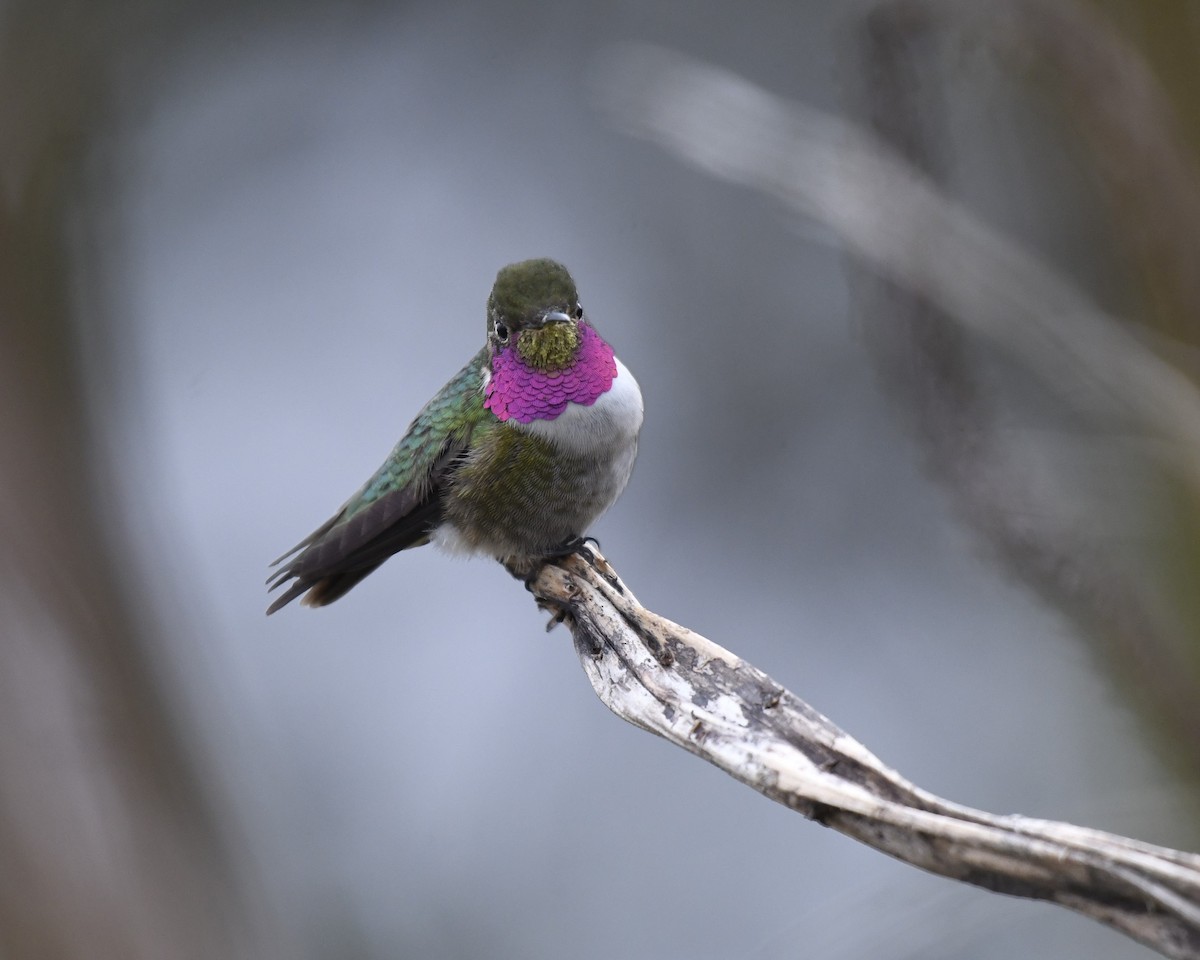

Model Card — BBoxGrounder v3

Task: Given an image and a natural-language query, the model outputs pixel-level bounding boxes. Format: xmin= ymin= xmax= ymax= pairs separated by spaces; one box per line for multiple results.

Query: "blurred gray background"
xmin=3 ymin=0 xmax=1199 ymax=957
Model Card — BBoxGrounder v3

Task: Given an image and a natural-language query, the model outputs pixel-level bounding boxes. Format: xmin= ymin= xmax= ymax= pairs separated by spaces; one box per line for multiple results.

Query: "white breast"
xmin=435 ymin=358 xmax=643 ymax=558
xmin=522 ymin=357 xmax=643 ymax=454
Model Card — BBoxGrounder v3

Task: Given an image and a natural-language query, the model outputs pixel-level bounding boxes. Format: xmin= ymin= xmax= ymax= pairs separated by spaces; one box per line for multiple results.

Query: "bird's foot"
xmin=540 ymin=535 xmax=598 ymax=564
xmin=503 ymin=544 xmax=590 ymax=591
xmin=501 ymin=537 xmax=619 ymax=633
xmin=546 ymin=537 xmax=623 ymax=594
xmin=507 ymin=539 xmax=593 ymax=597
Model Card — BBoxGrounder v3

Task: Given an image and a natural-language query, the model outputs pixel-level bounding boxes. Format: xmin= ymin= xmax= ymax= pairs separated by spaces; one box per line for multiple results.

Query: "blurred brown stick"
xmin=592 ymin=41 xmax=1200 ymax=484
xmin=0 ymin=5 xmax=283 ymax=956
xmin=851 ymin=0 xmax=1200 ymax=764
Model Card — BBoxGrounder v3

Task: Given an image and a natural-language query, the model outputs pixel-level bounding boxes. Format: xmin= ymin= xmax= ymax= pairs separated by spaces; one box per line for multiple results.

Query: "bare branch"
xmin=591 ymin=31 xmax=1200 ymax=765
xmin=521 ymin=551 xmax=1200 ymax=959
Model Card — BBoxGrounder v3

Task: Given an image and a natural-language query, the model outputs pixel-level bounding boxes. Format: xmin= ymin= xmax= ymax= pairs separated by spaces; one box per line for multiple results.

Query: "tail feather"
xmin=266 ymin=563 xmax=385 ymax=615
xmin=266 ymin=433 xmax=466 ymax=614
xmin=266 ymin=494 xmax=443 ymax=614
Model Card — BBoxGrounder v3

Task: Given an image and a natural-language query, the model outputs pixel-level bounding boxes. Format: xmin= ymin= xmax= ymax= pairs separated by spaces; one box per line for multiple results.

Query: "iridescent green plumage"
xmin=266 ymin=348 xmax=491 ymax=612
xmin=267 ymin=258 xmax=642 ymax=613
xmin=349 ymin=348 xmax=490 ymax=516
xmin=445 ymin=422 xmax=628 ymax=556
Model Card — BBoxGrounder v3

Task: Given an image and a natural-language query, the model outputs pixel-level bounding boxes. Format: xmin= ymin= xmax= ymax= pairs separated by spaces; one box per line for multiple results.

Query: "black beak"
xmin=533 ymin=310 xmax=572 ymax=328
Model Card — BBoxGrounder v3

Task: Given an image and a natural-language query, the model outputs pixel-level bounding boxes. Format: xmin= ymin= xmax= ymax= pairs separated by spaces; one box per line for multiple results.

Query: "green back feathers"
xmin=350 ymin=347 xmax=490 ymax=513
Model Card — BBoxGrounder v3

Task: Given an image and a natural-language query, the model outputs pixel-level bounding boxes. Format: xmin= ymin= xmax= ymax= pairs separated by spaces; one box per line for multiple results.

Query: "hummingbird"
xmin=267 ymin=258 xmax=643 ymax=613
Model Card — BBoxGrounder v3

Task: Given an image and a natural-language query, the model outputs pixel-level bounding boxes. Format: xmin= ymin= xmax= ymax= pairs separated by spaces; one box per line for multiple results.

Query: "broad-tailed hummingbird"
xmin=267 ymin=258 xmax=643 ymax=613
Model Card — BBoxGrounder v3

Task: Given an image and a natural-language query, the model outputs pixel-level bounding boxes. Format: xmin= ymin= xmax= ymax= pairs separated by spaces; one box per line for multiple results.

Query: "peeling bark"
xmin=520 ymin=550 xmax=1200 ymax=960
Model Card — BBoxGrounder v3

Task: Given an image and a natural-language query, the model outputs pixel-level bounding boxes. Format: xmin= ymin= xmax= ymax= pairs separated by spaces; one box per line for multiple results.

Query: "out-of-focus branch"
xmin=849 ymin=2 xmax=1200 ymax=760
xmin=590 ymin=41 xmax=1200 ymax=488
xmin=591 ymin=35 xmax=1200 ymax=760
xmin=866 ymin=0 xmax=1200 ymax=341
xmin=853 ymin=0 xmax=1200 ymax=766
xmin=982 ymin=0 xmax=1200 ymax=340
xmin=0 ymin=4 xmax=283 ymax=957
xmin=521 ymin=551 xmax=1200 ymax=960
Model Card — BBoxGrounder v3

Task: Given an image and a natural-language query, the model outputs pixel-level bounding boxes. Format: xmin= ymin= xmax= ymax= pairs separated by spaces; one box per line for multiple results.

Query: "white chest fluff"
xmin=433 ymin=358 xmax=644 ymax=558
xmin=521 ymin=357 xmax=643 ymax=456
xmin=520 ymin=356 xmax=643 ymax=531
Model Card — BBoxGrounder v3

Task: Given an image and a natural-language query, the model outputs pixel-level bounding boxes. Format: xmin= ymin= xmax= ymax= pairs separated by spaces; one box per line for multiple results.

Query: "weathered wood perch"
xmin=516 ymin=549 xmax=1200 ymax=960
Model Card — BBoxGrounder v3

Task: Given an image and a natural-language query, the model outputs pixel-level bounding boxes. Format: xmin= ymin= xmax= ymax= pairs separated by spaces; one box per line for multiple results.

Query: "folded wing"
xmin=266 ymin=349 xmax=488 ymax=613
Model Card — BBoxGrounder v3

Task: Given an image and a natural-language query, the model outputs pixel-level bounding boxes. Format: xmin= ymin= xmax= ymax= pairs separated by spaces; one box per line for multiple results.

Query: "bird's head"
xmin=482 ymin=259 xmax=618 ymax=425
xmin=486 ymin=258 xmax=584 ymax=372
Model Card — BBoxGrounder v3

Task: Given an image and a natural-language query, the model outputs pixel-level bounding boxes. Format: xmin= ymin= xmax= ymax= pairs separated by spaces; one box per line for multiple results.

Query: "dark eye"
xmin=572 ymin=302 xmax=584 ymax=320
xmin=495 ymin=322 xmax=510 ymax=343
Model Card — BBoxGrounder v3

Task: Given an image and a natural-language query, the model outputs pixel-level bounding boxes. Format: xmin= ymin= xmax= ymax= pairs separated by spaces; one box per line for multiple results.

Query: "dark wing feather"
xmin=266 ymin=349 xmax=488 ymax=613
xmin=265 ymin=473 xmax=449 ymax=613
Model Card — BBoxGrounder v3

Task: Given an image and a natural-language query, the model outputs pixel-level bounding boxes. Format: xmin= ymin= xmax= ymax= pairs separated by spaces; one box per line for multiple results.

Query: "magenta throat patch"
xmin=484 ymin=322 xmax=617 ymax=423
